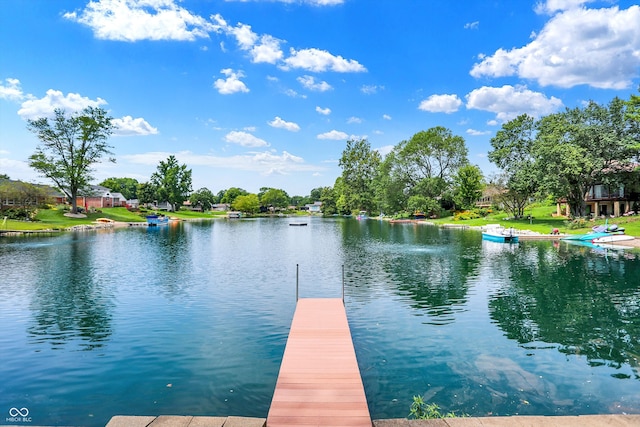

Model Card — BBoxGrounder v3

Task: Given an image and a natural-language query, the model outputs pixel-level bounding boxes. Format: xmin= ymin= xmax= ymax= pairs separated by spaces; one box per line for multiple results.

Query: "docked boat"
xmin=592 ymin=234 xmax=634 ymax=244
xmin=146 ymin=214 xmax=168 ymax=226
xmin=227 ymin=211 xmax=242 ymax=219
xmin=356 ymin=211 xmax=368 ymax=220
xmin=482 ymin=226 xmax=519 ymax=243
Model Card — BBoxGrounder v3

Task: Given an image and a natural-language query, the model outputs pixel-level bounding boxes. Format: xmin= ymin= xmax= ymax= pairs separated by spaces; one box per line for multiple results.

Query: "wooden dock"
xmin=267 ymin=298 xmax=371 ymax=427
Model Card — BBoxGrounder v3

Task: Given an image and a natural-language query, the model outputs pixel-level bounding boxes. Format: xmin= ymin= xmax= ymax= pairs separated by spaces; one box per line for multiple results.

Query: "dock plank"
xmin=267 ymin=298 xmax=371 ymax=427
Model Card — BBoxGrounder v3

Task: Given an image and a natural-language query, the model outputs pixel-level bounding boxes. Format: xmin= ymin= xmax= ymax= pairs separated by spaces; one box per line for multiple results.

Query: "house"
xmin=554 ymin=183 xmax=639 ymax=217
xmin=75 ymin=186 xmax=127 ymax=209
xmin=305 ymin=201 xmax=322 ymax=213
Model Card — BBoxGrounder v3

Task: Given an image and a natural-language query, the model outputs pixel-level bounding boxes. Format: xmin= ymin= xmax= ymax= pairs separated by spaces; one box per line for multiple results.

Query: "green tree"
xmin=318 ymin=186 xmax=337 ymax=215
xmin=309 ymin=187 xmax=323 ymax=202
xmin=259 ymin=187 xmax=290 ymax=209
xmin=339 ymin=138 xmax=381 ymax=213
xmin=27 ymin=107 xmax=115 ymax=213
xmin=221 ymin=187 xmax=248 ymax=205
xmin=99 ymin=177 xmax=139 ymax=200
xmin=189 ymin=187 xmax=216 ymax=211
xmin=150 ymin=155 xmax=192 ymax=211
xmin=232 ymin=193 xmax=260 ymax=214
xmin=535 ymin=98 xmax=639 ymax=217
xmin=489 ymin=114 xmax=539 ymax=218
xmin=136 ymin=182 xmax=157 ymax=205
xmin=453 ymin=164 xmax=484 ymax=210
xmin=379 ymin=127 xmax=468 ymax=214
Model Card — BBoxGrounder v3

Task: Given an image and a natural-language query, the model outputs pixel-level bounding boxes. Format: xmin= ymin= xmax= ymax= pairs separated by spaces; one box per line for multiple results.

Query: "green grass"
xmin=431 ymin=205 xmax=640 ymax=237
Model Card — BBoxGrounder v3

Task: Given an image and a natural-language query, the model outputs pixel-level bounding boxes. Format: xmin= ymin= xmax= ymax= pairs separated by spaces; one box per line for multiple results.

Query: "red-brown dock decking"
xmin=267 ymin=298 xmax=371 ymax=427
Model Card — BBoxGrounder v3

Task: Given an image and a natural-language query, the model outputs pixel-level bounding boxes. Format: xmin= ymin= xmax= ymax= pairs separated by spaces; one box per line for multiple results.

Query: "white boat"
xmin=592 ymin=234 xmax=634 ymax=244
xmin=481 ymin=225 xmax=519 ymax=243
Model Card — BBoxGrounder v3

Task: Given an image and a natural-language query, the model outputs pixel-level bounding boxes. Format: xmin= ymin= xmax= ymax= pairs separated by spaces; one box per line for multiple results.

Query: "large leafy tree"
xmin=379 ymin=127 xmax=468 ymax=214
xmin=232 ymin=193 xmax=260 ymax=214
xmin=99 ymin=177 xmax=139 ymax=200
xmin=259 ymin=187 xmax=289 ymax=209
xmin=150 ymin=155 xmax=192 ymax=211
xmin=489 ymin=114 xmax=539 ymax=218
xmin=189 ymin=187 xmax=216 ymax=211
xmin=27 ymin=107 xmax=115 ymax=213
xmin=220 ymin=187 xmax=248 ymax=205
xmin=453 ymin=164 xmax=484 ymax=210
xmin=338 ymin=138 xmax=381 ymax=213
xmin=535 ymin=98 xmax=639 ymax=216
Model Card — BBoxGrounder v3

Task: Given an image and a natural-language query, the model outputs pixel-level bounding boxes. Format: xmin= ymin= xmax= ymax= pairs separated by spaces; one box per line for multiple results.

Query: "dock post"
xmin=296 ymin=263 xmax=299 ymax=301
xmin=342 ymin=264 xmax=345 ymax=304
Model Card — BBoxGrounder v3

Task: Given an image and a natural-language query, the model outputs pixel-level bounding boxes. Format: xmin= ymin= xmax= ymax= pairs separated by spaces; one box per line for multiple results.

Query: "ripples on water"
xmin=1 ymin=218 xmax=639 ymax=425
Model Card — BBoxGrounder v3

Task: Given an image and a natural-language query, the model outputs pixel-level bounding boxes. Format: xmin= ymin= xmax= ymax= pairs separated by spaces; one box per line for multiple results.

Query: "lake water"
xmin=1 ymin=217 xmax=639 ymax=426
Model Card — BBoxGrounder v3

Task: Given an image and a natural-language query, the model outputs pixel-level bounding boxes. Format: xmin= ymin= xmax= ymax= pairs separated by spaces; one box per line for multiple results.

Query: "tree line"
xmin=18 ymin=89 xmax=640 ymax=218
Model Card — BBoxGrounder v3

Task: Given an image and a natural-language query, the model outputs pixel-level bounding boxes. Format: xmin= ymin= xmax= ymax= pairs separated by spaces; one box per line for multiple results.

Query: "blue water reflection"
xmin=1 ymin=218 xmax=639 ymax=426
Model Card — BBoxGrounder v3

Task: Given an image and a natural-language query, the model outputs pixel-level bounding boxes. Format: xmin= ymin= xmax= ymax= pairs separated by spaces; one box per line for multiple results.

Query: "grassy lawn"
xmin=431 ymin=205 xmax=640 ymax=237
xmin=1 ymin=207 xmax=232 ymax=231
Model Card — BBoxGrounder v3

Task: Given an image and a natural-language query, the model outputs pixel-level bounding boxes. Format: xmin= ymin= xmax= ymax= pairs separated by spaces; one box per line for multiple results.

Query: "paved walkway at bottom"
xmin=105 ymin=415 xmax=265 ymax=427
xmin=373 ymin=415 xmax=640 ymax=427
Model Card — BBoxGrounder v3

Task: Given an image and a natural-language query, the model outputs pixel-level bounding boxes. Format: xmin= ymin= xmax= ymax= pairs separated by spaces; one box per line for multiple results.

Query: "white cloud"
xmin=464 ymin=21 xmax=479 ymax=30
xmin=316 ymin=106 xmax=331 ymax=115
xmin=376 ymin=145 xmax=394 ymax=157
xmin=211 ymin=14 xmax=284 ymax=64
xmin=17 ymin=89 xmax=107 ymax=120
xmin=64 ymin=0 xmax=214 ymax=42
xmin=224 ymin=130 xmax=269 ymax=147
xmin=471 ymin=4 xmax=640 ymax=89
xmin=113 ymin=116 xmax=159 ymax=136
xmin=361 ymin=84 xmax=383 ymax=94
xmin=268 ymin=116 xmax=300 ymax=132
xmin=0 ymin=78 xmax=28 ymax=102
xmin=466 ymin=85 xmax=563 ymax=122
xmin=418 ymin=94 xmax=463 ymax=113
xmin=347 ymin=117 xmax=362 ymax=124
xmin=317 ymin=130 xmax=348 ymax=140
xmin=298 ymin=75 xmax=332 ymax=92
xmin=283 ymin=48 xmax=367 ymax=72
xmin=382 ymin=114 xmax=392 ymax=120
xmin=534 ymin=0 xmax=592 ymax=14
xmin=122 ymin=149 xmax=322 ymax=175
xmin=466 ymin=129 xmax=492 ymax=136
xmin=214 ymin=69 xmax=249 ymax=94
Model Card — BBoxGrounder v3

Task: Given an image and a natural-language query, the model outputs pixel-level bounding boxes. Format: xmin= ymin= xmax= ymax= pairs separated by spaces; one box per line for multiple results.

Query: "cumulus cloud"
xmin=63 ymin=0 xmax=215 ymax=42
xmin=214 ymin=69 xmax=249 ymax=94
xmin=347 ymin=117 xmax=362 ymax=124
xmin=210 ymin=14 xmax=284 ymax=64
xmin=382 ymin=114 xmax=392 ymax=120
xmin=471 ymin=4 xmax=640 ymax=89
xmin=317 ymin=130 xmax=348 ymax=140
xmin=316 ymin=106 xmax=331 ymax=115
xmin=268 ymin=116 xmax=300 ymax=132
xmin=224 ymin=130 xmax=269 ymax=147
xmin=113 ymin=115 xmax=159 ymax=136
xmin=283 ymin=48 xmax=367 ymax=72
xmin=418 ymin=94 xmax=463 ymax=113
xmin=466 ymin=85 xmax=563 ymax=122
xmin=122 ymin=149 xmax=321 ymax=175
xmin=17 ymin=89 xmax=107 ymax=120
xmin=298 ymin=75 xmax=332 ymax=92
xmin=534 ymin=0 xmax=592 ymax=14
xmin=0 ymin=78 xmax=29 ymax=102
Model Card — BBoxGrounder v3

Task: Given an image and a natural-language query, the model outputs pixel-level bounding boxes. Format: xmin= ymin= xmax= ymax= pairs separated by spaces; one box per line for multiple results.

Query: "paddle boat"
xmin=482 ymin=225 xmax=519 ymax=243
xmin=146 ymin=214 xmax=169 ymax=226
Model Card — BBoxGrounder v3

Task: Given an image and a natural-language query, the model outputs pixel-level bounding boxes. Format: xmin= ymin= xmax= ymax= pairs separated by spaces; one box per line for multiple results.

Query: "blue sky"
xmin=2 ymin=0 xmax=640 ymax=196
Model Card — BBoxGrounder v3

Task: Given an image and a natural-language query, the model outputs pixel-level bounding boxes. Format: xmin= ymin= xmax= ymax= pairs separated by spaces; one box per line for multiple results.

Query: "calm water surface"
xmin=1 ymin=218 xmax=639 ymax=425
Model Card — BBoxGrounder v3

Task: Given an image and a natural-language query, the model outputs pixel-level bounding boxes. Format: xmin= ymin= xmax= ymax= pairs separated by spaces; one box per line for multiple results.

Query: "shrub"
xmin=565 ymin=217 xmax=588 ymax=229
xmin=453 ymin=210 xmax=481 ymax=221
xmin=408 ymin=395 xmax=458 ymax=419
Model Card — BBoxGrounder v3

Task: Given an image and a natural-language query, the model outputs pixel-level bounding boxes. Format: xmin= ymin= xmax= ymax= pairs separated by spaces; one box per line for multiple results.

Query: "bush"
xmin=408 ymin=395 xmax=458 ymax=419
xmin=565 ymin=217 xmax=588 ymax=229
xmin=453 ymin=210 xmax=482 ymax=221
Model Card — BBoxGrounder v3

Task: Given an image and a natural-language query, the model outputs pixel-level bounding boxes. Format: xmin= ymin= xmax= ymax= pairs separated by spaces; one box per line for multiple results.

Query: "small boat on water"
xmin=146 ymin=214 xmax=168 ymax=226
xmin=592 ymin=234 xmax=634 ymax=244
xmin=227 ymin=211 xmax=242 ymax=219
xmin=356 ymin=211 xmax=368 ymax=220
xmin=482 ymin=226 xmax=519 ymax=243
